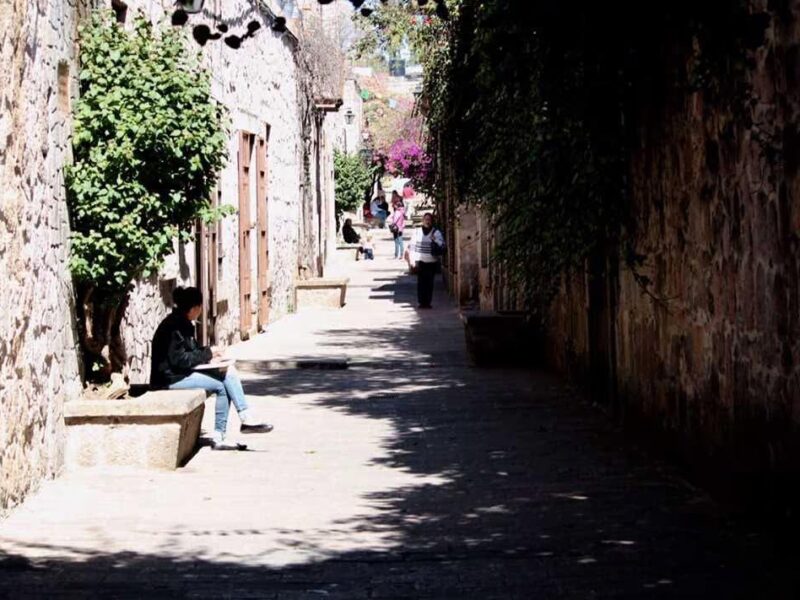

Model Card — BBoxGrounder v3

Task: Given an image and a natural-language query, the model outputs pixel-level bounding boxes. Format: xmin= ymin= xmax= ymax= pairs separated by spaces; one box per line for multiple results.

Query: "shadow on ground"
xmin=1 ymin=280 xmax=798 ymax=598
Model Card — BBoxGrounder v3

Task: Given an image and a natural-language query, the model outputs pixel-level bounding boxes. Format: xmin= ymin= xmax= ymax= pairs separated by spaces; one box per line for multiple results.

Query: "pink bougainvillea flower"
xmin=386 ymin=139 xmax=432 ymax=190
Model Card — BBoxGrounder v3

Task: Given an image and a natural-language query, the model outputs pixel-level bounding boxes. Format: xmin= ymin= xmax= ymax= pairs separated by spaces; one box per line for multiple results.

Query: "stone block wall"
xmin=0 ymin=0 xmax=82 ymax=513
xmin=545 ymin=7 xmax=800 ymax=507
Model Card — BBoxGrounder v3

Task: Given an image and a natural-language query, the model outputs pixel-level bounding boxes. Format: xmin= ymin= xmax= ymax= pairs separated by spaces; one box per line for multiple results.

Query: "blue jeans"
xmin=169 ymin=368 xmax=249 ymax=435
xmin=394 ymin=233 xmax=404 ymax=258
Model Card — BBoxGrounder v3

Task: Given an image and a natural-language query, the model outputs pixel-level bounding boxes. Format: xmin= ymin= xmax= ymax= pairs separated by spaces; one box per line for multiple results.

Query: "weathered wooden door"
xmin=195 ymin=186 xmax=220 ymax=345
xmin=238 ymin=132 xmax=255 ymax=338
xmin=256 ymin=134 xmax=270 ymax=329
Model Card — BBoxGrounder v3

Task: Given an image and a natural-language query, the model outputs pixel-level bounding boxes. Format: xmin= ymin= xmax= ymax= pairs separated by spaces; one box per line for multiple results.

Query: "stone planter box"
xmin=64 ymin=389 xmax=206 ymax=470
xmin=461 ymin=311 xmax=543 ymax=367
xmin=295 ymin=278 xmax=349 ymax=309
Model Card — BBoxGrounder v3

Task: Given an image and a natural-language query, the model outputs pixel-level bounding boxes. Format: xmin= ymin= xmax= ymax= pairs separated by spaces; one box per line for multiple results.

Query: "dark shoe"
xmin=240 ymin=423 xmax=274 ymax=434
xmin=418 ymin=304 xmax=433 ymax=309
xmin=212 ymin=440 xmax=244 ymax=451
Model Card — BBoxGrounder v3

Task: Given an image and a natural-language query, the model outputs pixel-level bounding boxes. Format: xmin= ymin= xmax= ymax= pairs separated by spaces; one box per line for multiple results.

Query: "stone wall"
xmin=0 ymin=0 xmax=83 ymax=513
xmin=545 ymin=6 xmax=800 ymax=508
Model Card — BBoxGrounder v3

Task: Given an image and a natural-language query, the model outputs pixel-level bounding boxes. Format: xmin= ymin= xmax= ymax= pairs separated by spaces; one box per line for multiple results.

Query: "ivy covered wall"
xmin=421 ymin=0 xmax=800 ymax=513
xmin=548 ymin=1 xmax=800 ymax=512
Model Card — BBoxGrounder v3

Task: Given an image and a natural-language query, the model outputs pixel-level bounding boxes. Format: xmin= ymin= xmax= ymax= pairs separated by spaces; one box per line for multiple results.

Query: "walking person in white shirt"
xmin=405 ymin=213 xmax=445 ymax=309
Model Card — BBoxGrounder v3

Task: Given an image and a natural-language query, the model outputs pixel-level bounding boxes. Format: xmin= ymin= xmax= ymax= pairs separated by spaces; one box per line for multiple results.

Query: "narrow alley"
xmin=0 ymin=233 xmax=792 ymax=599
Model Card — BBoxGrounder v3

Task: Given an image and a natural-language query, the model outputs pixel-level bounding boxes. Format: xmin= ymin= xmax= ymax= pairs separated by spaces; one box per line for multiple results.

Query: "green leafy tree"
xmin=334 ymin=151 xmax=376 ymax=220
xmin=66 ymin=12 xmax=230 ymax=384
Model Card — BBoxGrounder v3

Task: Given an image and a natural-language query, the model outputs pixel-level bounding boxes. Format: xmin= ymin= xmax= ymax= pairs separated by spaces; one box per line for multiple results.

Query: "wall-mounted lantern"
xmin=345 ymin=108 xmax=355 ymax=125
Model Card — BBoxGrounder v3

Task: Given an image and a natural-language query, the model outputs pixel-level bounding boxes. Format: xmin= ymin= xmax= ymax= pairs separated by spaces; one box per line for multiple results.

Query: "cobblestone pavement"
xmin=0 ymin=232 xmax=797 ymax=598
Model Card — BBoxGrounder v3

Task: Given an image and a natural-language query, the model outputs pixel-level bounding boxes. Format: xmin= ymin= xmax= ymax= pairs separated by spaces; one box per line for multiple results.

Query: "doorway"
xmin=237 ymin=128 xmax=270 ymax=339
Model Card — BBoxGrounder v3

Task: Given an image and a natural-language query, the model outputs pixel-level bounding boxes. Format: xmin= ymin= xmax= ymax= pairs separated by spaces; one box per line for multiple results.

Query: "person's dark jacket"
xmin=150 ymin=311 xmax=212 ymax=388
xmin=342 ymin=224 xmax=361 ymax=244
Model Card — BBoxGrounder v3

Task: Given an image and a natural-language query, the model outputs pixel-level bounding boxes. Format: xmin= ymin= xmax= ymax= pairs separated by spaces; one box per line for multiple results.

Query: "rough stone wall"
xmin=296 ymin=111 xmax=324 ymax=279
xmin=0 ymin=0 xmax=83 ymax=513
xmin=547 ymin=273 xmax=590 ymax=384
xmin=546 ymin=4 xmax=800 ymax=505
xmin=321 ymin=116 xmax=339 ymax=270
xmin=452 ymin=206 xmax=480 ymax=308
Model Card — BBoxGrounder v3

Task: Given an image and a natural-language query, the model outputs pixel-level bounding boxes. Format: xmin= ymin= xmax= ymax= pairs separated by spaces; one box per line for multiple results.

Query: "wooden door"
xmin=256 ymin=134 xmax=270 ymax=329
xmin=238 ymin=132 xmax=254 ymax=338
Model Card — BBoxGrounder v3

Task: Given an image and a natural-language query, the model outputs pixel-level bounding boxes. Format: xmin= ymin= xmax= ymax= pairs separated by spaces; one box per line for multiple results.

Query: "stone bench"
xmin=461 ymin=311 xmax=543 ymax=367
xmin=295 ymin=278 xmax=349 ymax=309
xmin=64 ymin=389 xmax=206 ymax=470
xmin=336 ymin=243 xmax=361 ymax=261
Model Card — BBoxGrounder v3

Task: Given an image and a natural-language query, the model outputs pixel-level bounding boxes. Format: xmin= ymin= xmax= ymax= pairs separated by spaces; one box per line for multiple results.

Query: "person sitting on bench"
xmin=150 ymin=286 xmax=273 ymax=451
xmin=342 ymin=218 xmax=361 ymax=244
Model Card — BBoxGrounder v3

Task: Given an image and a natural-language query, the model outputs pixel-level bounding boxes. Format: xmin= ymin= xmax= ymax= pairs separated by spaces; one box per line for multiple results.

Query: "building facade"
xmin=0 ymin=0 xmax=347 ymax=514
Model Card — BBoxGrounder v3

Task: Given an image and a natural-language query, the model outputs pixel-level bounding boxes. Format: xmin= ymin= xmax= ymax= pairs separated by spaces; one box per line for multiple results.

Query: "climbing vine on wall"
xmin=414 ymin=0 xmax=763 ymax=313
xmin=356 ymin=0 xmax=773 ymax=313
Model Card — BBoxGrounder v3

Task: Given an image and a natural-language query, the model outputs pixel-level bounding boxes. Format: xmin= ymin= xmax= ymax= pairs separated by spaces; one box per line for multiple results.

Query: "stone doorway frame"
xmin=238 ymin=131 xmax=255 ymax=338
xmin=255 ymin=128 xmax=270 ymax=331
xmin=195 ymin=185 xmax=220 ymax=346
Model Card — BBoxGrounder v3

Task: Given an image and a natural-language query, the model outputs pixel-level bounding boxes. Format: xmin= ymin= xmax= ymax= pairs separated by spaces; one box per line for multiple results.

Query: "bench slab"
xmin=295 ymin=278 xmax=349 ymax=308
xmin=335 ymin=244 xmax=361 ymax=262
xmin=64 ymin=389 xmax=206 ymax=470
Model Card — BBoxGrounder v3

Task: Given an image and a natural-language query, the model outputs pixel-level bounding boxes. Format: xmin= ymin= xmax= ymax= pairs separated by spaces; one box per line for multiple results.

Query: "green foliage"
xmin=334 ymin=151 xmax=376 ymax=217
xmin=352 ymin=0 xmax=460 ymax=62
xmin=363 ymin=97 xmax=420 ymax=154
xmin=66 ymin=11 xmax=230 ymax=295
xmin=350 ymin=0 xmax=763 ymax=314
xmin=417 ymin=0 xmax=756 ymax=313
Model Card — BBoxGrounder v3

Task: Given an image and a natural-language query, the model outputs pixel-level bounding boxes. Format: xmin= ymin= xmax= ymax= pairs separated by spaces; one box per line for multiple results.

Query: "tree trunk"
xmin=75 ymin=283 xmax=130 ymax=396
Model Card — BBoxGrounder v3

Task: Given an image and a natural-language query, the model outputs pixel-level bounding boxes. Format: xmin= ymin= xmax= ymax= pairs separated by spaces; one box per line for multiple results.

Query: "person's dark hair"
xmin=173 ymin=286 xmax=203 ymax=313
xmin=344 ymin=218 xmax=353 ymax=227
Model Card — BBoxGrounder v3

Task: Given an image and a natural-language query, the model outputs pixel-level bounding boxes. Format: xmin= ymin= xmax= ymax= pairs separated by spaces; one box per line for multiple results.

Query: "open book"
xmin=193 ymin=358 xmax=235 ymax=371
